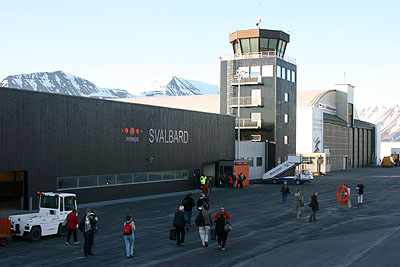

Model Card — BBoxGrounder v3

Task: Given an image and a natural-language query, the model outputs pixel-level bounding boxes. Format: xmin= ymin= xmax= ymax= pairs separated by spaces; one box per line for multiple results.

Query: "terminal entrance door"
xmin=0 ymin=171 xmax=26 ymax=211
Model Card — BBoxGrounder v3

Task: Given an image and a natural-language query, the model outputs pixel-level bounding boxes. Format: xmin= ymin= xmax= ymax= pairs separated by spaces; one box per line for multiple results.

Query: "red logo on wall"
xmin=121 ymin=127 xmax=143 ymax=142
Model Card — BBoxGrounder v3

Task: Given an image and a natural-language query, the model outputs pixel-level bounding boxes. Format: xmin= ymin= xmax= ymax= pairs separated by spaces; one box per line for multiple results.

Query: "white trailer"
xmin=10 ymin=192 xmax=77 ymax=241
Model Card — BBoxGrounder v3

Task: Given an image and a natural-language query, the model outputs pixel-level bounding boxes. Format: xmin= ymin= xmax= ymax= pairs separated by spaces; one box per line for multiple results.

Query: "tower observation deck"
xmin=229 ymin=29 xmax=291 ymax=61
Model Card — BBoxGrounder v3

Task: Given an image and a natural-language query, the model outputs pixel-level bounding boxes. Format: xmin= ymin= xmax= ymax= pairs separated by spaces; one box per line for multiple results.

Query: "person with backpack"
xmin=213 ymin=207 xmax=231 ymax=251
xmin=78 ymin=208 xmax=97 ymax=257
xmin=280 ymin=182 xmax=290 ymax=203
xmin=123 ymin=215 xmax=136 ymax=258
xmin=172 ymin=206 xmax=186 ymax=247
xmin=195 ymin=205 xmax=213 ymax=248
xmin=65 ymin=209 xmax=79 ymax=246
xmin=181 ymin=192 xmax=195 ymax=226
xmin=309 ymin=191 xmax=319 ymax=222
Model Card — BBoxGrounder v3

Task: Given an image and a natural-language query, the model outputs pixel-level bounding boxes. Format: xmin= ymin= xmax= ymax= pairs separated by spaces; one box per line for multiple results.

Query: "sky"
xmin=1 ymin=0 xmax=399 ymax=107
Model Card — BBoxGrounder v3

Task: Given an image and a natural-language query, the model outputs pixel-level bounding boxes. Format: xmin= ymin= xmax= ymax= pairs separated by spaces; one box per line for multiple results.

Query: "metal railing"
xmin=231 ymin=97 xmax=264 ymax=107
xmin=220 ymin=51 xmax=296 ymax=65
xmin=235 ymin=118 xmax=262 ymax=129
xmin=232 ymin=75 xmax=263 ymax=85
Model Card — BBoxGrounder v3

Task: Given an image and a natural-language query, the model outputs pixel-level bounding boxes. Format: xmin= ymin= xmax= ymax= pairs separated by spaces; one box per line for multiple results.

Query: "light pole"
xmin=236 ymin=70 xmax=247 ymax=160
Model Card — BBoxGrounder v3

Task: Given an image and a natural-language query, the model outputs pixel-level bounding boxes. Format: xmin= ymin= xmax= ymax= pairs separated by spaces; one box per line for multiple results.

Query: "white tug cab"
xmin=10 ymin=192 xmax=77 ymax=241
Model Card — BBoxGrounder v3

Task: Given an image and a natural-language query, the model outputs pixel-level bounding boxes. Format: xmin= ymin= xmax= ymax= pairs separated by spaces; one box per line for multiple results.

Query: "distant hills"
xmin=0 ymin=71 xmax=219 ymax=99
xmin=357 ymin=105 xmax=400 ymax=142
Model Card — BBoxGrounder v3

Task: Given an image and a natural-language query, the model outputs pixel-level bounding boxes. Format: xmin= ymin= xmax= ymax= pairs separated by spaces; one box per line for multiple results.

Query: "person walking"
xmin=123 ymin=215 xmax=136 ymax=258
xmin=173 ymin=206 xmax=186 ymax=247
xmin=197 ymin=193 xmax=209 ymax=210
xmin=200 ymin=175 xmax=207 ymax=188
xmin=195 ymin=205 xmax=213 ymax=247
xmin=236 ymin=173 xmax=245 ymax=189
xmin=294 ymin=190 xmax=304 ymax=221
xmin=202 ymin=181 xmax=210 ymax=197
xmin=356 ymin=182 xmax=364 ymax=204
xmin=181 ymin=192 xmax=195 ymax=226
xmin=65 ymin=209 xmax=79 ymax=246
xmin=231 ymin=173 xmax=237 ymax=190
xmin=79 ymin=208 xmax=97 ymax=257
xmin=309 ymin=192 xmax=319 ymax=222
xmin=227 ymin=175 xmax=233 ymax=189
xmin=213 ymin=207 xmax=231 ymax=251
xmin=280 ymin=182 xmax=290 ymax=203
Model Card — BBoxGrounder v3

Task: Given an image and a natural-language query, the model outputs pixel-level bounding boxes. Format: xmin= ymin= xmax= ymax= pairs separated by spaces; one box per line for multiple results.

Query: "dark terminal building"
xmin=220 ymin=28 xmax=297 ymax=168
xmin=0 ymin=87 xmax=235 ymax=210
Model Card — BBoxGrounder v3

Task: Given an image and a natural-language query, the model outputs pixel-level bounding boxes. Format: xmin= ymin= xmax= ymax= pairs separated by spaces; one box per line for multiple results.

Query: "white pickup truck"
xmin=10 ymin=192 xmax=77 ymax=241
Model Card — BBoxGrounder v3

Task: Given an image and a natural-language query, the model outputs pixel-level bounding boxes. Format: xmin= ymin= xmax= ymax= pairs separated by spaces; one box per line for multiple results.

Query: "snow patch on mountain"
xmin=358 ymin=105 xmax=400 ymax=142
xmin=1 ymin=71 xmax=135 ymax=99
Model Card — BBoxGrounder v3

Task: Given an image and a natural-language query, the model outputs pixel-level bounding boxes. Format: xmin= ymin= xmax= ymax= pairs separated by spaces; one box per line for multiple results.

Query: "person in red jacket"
xmin=213 ymin=208 xmax=231 ymax=250
xmin=66 ymin=209 xmax=79 ymax=245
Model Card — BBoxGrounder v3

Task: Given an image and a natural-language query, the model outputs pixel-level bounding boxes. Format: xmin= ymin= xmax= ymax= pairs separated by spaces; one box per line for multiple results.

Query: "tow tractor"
xmin=10 ymin=192 xmax=77 ymax=241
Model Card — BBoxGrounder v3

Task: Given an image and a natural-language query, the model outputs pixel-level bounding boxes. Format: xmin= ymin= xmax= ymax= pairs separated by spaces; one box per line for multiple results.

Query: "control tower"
xmin=220 ymin=28 xmax=297 ymax=168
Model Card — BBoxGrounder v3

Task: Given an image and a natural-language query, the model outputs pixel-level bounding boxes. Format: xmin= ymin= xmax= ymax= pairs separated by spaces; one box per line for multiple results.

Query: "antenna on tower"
xmin=256 ymin=2 xmax=261 ymax=29
xmin=288 ymin=20 xmax=291 ymax=33
xmin=344 ymin=72 xmax=346 ymax=84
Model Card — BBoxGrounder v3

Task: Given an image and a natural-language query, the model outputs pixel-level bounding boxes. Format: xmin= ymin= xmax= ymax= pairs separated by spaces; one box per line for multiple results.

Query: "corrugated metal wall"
xmin=0 ymin=87 xmax=235 ymax=204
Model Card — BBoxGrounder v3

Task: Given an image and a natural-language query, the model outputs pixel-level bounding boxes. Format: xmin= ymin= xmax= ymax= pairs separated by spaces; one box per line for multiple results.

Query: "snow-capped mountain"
xmin=137 ymin=76 xmax=219 ymax=97
xmin=1 ymin=71 xmax=135 ymax=99
xmin=1 ymin=71 xmax=220 ymax=99
xmin=358 ymin=105 xmax=400 ymax=142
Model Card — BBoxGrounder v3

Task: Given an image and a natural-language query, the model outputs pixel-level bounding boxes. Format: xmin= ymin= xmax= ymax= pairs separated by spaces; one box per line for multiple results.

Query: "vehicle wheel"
xmin=58 ymin=224 xmax=67 ymax=236
xmin=30 ymin=227 xmax=41 ymax=242
xmin=0 ymin=238 xmax=7 ymax=246
xmin=295 ymin=180 xmax=301 ymax=185
xmin=272 ymin=179 xmax=277 ymax=184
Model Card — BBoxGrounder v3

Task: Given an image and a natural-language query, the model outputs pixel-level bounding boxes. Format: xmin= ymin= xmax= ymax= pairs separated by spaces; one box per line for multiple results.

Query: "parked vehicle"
xmin=381 ymin=156 xmax=394 ymax=168
xmin=391 ymin=153 xmax=400 ymax=167
xmin=10 ymin=192 xmax=77 ymax=241
xmin=0 ymin=211 xmax=12 ymax=246
xmin=264 ymin=169 xmax=314 ymax=185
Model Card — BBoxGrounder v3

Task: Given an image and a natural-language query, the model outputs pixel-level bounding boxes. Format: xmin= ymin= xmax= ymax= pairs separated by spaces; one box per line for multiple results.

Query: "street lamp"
xmin=236 ymin=70 xmax=247 ymax=160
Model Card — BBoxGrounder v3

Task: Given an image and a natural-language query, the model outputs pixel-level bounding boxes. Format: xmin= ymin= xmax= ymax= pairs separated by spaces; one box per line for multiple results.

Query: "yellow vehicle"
xmin=381 ymin=156 xmax=394 ymax=168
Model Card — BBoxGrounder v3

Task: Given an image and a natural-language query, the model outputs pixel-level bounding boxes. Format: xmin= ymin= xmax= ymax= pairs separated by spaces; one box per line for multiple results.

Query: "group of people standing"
xmin=288 ymin=181 xmax=366 ymax=222
xmin=173 ymin=192 xmax=232 ymax=251
xmin=216 ymin=172 xmax=247 ymax=189
xmin=65 ymin=208 xmax=100 ymax=257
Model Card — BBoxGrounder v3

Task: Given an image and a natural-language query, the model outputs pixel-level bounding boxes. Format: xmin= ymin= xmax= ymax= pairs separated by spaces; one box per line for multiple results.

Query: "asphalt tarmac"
xmin=1 ymin=167 xmax=400 ymax=267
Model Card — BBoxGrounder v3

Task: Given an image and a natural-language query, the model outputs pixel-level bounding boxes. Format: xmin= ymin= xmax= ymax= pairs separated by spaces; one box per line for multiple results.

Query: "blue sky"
xmin=1 ymin=0 xmax=399 ymax=107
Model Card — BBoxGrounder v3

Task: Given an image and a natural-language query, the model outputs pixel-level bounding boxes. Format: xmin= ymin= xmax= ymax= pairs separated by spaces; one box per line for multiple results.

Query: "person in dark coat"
xmin=79 ymin=208 xmax=97 ymax=257
xmin=181 ymin=192 xmax=195 ymax=225
xmin=309 ymin=192 xmax=319 ymax=222
xmin=173 ymin=206 xmax=186 ymax=246
xmin=213 ymin=207 xmax=231 ymax=251
xmin=231 ymin=173 xmax=237 ymax=189
xmin=280 ymin=182 xmax=290 ymax=203
xmin=197 ymin=193 xmax=209 ymax=210
xmin=65 ymin=209 xmax=79 ymax=245
xmin=356 ymin=182 xmax=365 ymax=204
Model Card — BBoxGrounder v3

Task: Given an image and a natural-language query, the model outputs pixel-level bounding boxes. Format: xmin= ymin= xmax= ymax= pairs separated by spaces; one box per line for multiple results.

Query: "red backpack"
xmin=123 ymin=223 xmax=132 ymax=235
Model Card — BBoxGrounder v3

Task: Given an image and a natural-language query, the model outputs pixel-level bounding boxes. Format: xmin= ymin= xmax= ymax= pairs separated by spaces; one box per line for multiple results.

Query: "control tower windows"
xmin=240 ymin=39 xmax=250 ymax=53
xmin=250 ymin=38 xmax=259 ymax=53
xmin=250 ymin=66 xmax=260 ymax=77
xmin=268 ymin=39 xmax=278 ymax=50
xmin=262 ymin=65 xmax=273 ymax=77
xmin=282 ymin=67 xmax=286 ymax=80
xmin=277 ymin=66 xmax=281 ymax=78
xmin=260 ymin=38 xmax=269 ymax=51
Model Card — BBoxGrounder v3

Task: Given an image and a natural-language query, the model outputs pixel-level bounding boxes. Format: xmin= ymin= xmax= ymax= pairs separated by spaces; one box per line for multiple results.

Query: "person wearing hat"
xmin=173 ymin=206 xmax=186 ymax=246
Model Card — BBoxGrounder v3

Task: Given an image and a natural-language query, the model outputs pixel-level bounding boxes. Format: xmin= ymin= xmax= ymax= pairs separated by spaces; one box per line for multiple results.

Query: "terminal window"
xmin=277 ymin=66 xmax=281 ymax=78
xmin=250 ymin=66 xmax=260 ymax=77
xmin=262 ymin=65 xmax=273 ymax=77
xmin=284 ymin=136 xmax=289 ymax=144
xmin=291 ymin=70 xmax=296 ymax=83
xmin=284 ymin=114 xmax=289 ymax=123
xmin=284 ymin=93 xmax=289 ymax=102
xmin=256 ymin=157 xmax=263 ymax=167
xmin=282 ymin=67 xmax=286 ymax=80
